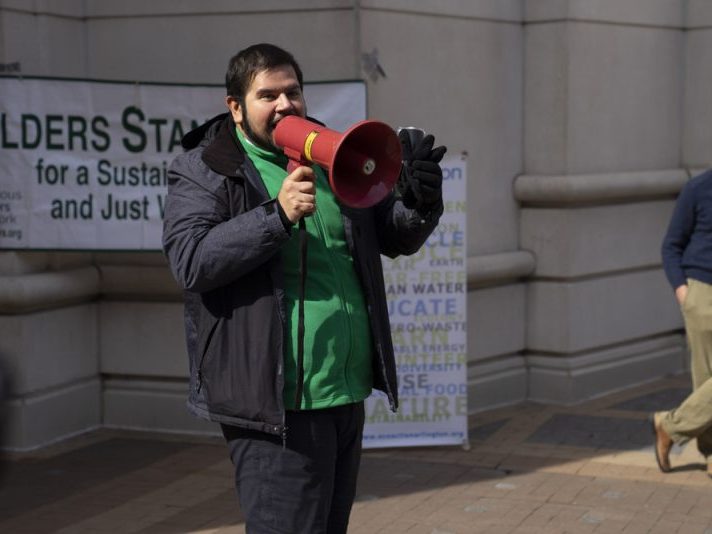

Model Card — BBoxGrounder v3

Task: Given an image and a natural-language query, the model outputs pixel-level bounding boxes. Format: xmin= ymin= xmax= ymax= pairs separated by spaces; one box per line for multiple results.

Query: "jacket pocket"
xmin=196 ymin=316 xmax=222 ymax=393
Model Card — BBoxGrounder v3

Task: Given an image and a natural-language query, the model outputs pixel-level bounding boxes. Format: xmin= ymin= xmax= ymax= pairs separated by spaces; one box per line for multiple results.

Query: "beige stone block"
xmin=521 ymin=200 xmax=676 ymax=278
xmin=85 ymin=0 xmax=353 ymax=17
xmin=0 ymin=0 xmax=85 ymax=17
xmin=99 ymin=301 xmax=188 ymax=377
xmin=687 ymin=0 xmax=712 ymax=27
xmin=95 ymin=251 xmax=168 ymax=267
xmin=0 ymin=303 xmax=98 ymax=394
xmin=527 ymin=269 xmax=681 ymax=353
xmin=527 ymin=335 xmax=686 ymax=404
xmin=526 ymin=20 xmax=683 ymax=175
xmin=86 ymin=10 xmax=356 ymax=84
xmin=0 ymin=252 xmax=50 ymax=275
xmin=2 ymin=9 xmax=87 ymax=77
xmin=361 ymin=0 xmax=523 ymax=21
xmin=103 ymin=377 xmax=219 ymax=435
xmin=5 ymin=377 xmax=101 ymax=451
xmin=99 ymin=265 xmax=181 ymax=299
xmin=526 ymin=0 xmax=684 ymax=27
xmin=524 ymin=22 xmax=568 ymax=174
xmin=469 ymin=284 xmax=526 ymax=361
xmin=0 ymin=267 xmax=100 ymax=313
xmin=566 ymin=24 xmax=682 ymax=173
xmin=683 ymin=30 xmax=712 ymax=168
xmin=468 ymin=355 xmax=527 ymax=413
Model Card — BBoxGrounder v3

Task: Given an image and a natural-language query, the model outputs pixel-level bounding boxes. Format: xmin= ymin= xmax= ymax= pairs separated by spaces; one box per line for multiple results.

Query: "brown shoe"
xmin=651 ymin=412 xmax=673 ymax=473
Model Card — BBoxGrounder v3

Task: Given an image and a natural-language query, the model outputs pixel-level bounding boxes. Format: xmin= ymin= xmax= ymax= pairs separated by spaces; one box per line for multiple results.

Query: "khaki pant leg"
xmin=661 ymin=279 xmax=712 ymax=455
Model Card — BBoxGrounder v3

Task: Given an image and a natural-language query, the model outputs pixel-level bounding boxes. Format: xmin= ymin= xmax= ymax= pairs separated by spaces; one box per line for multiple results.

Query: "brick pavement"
xmin=1 ymin=375 xmax=710 ymax=533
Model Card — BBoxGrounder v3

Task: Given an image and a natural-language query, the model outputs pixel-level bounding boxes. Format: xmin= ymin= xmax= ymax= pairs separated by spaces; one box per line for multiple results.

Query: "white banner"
xmin=0 ymin=76 xmax=366 ymax=250
xmin=364 ymin=155 xmax=468 ymax=449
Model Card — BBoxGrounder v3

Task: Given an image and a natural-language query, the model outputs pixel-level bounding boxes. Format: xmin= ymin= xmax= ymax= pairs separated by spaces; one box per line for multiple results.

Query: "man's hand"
xmin=675 ymin=284 xmax=688 ymax=306
xmin=278 ymin=166 xmax=316 ymax=223
xmin=397 ymin=130 xmax=447 ymax=211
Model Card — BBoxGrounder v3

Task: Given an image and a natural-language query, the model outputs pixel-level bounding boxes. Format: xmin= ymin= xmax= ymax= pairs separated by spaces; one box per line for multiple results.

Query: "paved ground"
xmin=1 ymin=374 xmax=711 ymax=533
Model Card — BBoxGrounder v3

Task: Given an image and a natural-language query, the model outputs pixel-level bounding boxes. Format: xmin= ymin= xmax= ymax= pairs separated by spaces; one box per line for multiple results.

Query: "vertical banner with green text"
xmin=363 ymin=155 xmax=468 ymax=449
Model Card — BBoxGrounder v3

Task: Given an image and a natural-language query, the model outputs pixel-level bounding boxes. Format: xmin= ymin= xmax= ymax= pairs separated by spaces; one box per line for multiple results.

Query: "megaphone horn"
xmin=273 ymin=115 xmax=402 ymax=209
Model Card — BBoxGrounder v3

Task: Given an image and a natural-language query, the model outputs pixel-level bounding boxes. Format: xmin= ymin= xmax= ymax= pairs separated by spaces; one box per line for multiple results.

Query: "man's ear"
xmin=225 ymin=96 xmax=242 ymax=125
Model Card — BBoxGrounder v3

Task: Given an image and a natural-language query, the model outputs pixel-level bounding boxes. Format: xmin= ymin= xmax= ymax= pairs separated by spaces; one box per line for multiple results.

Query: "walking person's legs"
xmin=653 ymin=279 xmax=712 ymax=475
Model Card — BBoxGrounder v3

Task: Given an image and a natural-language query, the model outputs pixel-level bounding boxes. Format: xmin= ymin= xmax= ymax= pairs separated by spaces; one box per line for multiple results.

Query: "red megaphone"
xmin=273 ymin=115 xmax=402 ymax=209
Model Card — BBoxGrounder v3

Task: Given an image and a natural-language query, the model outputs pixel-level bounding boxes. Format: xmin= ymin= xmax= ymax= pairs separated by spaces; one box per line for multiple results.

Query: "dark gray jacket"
xmin=162 ymin=113 xmax=442 ymax=436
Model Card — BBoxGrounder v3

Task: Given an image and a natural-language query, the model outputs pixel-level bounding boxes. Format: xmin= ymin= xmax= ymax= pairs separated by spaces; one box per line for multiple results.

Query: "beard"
xmin=242 ymin=111 xmax=280 ymax=153
xmin=240 ymin=100 xmax=304 ymax=155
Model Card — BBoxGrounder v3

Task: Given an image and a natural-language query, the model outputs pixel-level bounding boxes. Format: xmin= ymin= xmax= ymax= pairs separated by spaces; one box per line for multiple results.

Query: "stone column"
xmin=0 ymin=252 xmax=101 ymax=450
xmin=517 ymin=0 xmax=688 ymax=403
xmin=684 ymin=0 xmax=712 ymax=172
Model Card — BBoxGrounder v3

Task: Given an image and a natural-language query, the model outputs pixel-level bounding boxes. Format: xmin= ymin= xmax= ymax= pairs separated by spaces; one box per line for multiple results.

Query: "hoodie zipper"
xmin=293 ymin=218 xmax=308 ymax=411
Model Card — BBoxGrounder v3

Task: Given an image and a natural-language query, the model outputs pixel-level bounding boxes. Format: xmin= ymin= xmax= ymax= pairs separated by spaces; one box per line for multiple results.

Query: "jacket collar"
xmin=201 ymin=114 xmax=246 ymax=178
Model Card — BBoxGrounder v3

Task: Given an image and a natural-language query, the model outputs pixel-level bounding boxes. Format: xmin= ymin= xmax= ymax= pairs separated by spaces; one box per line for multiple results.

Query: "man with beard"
xmin=162 ymin=43 xmax=446 ymax=533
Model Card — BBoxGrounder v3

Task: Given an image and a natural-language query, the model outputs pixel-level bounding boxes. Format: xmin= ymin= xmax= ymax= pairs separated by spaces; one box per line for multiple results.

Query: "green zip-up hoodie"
xmin=237 ymin=128 xmax=373 ymax=410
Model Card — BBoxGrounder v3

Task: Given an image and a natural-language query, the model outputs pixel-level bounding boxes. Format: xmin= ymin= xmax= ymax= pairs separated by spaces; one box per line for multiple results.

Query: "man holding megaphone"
xmin=163 ymin=43 xmax=446 ymax=534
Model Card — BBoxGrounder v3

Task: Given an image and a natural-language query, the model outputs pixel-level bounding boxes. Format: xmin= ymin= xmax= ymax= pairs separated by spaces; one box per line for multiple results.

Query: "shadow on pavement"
xmin=0 ymin=375 xmax=709 ymax=533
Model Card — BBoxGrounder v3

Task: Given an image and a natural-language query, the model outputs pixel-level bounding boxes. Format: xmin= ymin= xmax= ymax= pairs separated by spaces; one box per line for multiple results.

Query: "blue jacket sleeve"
xmin=661 ymin=182 xmax=696 ymax=290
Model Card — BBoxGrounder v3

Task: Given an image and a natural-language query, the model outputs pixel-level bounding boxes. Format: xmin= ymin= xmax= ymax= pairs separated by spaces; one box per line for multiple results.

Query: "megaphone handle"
xmin=285 ymin=158 xmax=314 ymax=219
xmin=286 ymin=158 xmax=309 ymax=174
xmin=294 ymin=217 xmax=307 ymax=411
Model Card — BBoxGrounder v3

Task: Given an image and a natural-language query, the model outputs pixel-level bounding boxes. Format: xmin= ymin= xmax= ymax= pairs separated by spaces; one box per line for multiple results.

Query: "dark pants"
xmin=221 ymin=401 xmax=365 ymax=534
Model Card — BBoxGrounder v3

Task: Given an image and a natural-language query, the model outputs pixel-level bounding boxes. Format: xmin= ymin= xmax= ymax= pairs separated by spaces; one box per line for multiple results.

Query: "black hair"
xmin=225 ymin=43 xmax=304 ymax=101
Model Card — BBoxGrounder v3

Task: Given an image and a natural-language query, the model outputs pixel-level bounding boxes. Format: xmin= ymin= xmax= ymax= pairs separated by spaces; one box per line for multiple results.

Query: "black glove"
xmin=397 ymin=129 xmax=447 ymax=212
